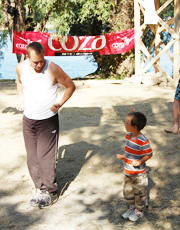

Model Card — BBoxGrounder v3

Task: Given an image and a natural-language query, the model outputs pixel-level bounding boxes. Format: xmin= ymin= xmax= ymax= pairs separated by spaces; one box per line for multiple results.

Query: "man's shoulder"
xmin=48 ymin=62 xmax=64 ymax=80
xmin=49 ymin=61 xmax=62 ymax=71
xmin=48 ymin=61 xmax=56 ymax=68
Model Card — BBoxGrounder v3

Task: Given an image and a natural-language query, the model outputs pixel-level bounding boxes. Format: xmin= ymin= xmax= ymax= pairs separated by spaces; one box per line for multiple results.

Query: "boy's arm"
xmin=116 ymin=154 xmax=125 ymax=160
xmin=133 ymin=155 xmax=152 ymax=166
xmin=133 ymin=139 xmax=153 ymax=166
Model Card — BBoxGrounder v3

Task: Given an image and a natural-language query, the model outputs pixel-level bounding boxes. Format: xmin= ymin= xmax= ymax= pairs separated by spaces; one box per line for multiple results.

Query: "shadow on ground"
xmin=54 ymin=98 xmax=180 ymax=229
xmin=2 ymin=106 xmax=23 ymax=114
xmin=59 ymin=107 xmax=102 ymax=131
xmin=1 ymin=96 xmax=180 ymax=229
xmin=0 ymin=186 xmax=42 ymax=230
xmin=56 ymin=141 xmax=99 ymax=196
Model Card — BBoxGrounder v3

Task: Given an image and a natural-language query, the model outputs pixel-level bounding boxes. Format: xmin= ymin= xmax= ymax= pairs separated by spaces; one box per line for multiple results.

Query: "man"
xmin=165 ymin=79 xmax=180 ymax=134
xmin=16 ymin=42 xmax=75 ymax=208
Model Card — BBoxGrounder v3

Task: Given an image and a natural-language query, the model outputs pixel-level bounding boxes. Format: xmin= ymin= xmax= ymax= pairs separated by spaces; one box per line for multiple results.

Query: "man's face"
xmin=28 ymin=49 xmax=45 ymax=73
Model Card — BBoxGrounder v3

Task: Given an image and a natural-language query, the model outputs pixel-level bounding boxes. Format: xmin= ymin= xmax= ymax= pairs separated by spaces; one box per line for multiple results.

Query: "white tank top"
xmin=21 ymin=59 xmax=58 ymax=120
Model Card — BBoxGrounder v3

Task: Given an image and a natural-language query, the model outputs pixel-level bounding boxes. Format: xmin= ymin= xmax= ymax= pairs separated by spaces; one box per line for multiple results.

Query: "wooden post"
xmin=154 ymin=0 xmax=160 ymax=10
xmin=134 ymin=0 xmax=178 ymax=80
xmin=154 ymin=0 xmax=161 ymax=73
xmin=135 ymin=0 xmax=141 ymax=75
xmin=173 ymin=0 xmax=180 ymax=83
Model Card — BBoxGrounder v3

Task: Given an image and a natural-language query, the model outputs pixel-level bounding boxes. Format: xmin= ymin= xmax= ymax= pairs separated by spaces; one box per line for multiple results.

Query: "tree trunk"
xmin=93 ymin=0 xmax=135 ymax=78
xmin=1 ymin=0 xmax=26 ymax=62
xmin=1 ymin=0 xmax=26 ymax=32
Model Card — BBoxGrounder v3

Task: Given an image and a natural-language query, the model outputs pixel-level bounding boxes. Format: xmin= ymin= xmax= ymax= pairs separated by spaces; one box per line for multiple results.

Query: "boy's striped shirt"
xmin=123 ymin=133 xmax=152 ymax=176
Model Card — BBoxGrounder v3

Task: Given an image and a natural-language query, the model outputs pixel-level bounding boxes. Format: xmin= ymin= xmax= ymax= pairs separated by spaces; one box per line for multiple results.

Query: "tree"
xmin=92 ymin=0 xmax=135 ymax=78
xmin=69 ymin=0 xmax=134 ymax=78
xmin=50 ymin=0 xmax=134 ymax=78
xmin=0 ymin=0 xmax=134 ymax=77
xmin=72 ymin=0 xmax=134 ymax=78
xmin=0 ymin=0 xmax=175 ymax=77
xmin=0 ymin=0 xmax=61 ymax=61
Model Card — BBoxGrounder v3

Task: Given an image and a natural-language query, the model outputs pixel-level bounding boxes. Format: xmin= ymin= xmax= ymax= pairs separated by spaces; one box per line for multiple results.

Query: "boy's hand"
xmin=132 ymin=159 xmax=142 ymax=167
xmin=116 ymin=154 xmax=125 ymax=160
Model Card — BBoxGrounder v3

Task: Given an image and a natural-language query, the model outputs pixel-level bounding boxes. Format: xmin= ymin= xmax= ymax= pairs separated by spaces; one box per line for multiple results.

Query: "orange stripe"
xmin=125 ymin=146 xmax=144 ymax=155
xmin=123 ymin=158 xmax=133 ymax=164
xmin=124 ymin=168 xmax=146 ymax=175
xmin=126 ymin=135 xmax=148 ymax=146
xmin=143 ymin=148 xmax=152 ymax=154
xmin=125 ymin=146 xmax=152 ymax=156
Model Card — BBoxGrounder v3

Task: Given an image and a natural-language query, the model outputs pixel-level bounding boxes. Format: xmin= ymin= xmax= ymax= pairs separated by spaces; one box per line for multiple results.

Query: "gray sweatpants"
xmin=23 ymin=114 xmax=59 ymax=193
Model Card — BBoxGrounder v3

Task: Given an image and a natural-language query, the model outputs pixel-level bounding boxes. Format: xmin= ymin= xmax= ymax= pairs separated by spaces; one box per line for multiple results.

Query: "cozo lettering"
xmin=112 ymin=43 xmax=124 ymax=49
xmin=48 ymin=37 xmax=62 ymax=51
xmin=16 ymin=44 xmax=27 ymax=49
xmin=48 ymin=35 xmax=106 ymax=52
xmin=61 ymin=36 xmax=79 ymax=51
xmin=91 ymin=36 xmax=106 ymax=50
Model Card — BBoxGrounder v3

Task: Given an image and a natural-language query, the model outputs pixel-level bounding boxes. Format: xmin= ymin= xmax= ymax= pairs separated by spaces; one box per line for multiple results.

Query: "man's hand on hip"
xmin=16 ymin=99 xmax=24 ymax=111
xmin=51 ymin=104 xmax=62 ymax=113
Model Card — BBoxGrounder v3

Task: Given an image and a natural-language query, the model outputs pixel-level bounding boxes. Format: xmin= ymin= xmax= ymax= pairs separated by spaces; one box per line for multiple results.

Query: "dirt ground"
xmin=0 ymin=79 xmax=180 ymax=230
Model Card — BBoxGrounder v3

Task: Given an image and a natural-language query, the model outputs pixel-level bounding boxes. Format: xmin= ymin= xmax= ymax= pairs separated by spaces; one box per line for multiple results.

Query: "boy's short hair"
xmin=127 ymin=112 xmax=147 ymax=131
xmin=27 ymin=42 xmax=44 ymax=56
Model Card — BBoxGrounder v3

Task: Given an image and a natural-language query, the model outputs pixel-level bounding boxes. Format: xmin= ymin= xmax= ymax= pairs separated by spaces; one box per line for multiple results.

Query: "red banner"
xmin=13 ymin=29 xmax=134 ymax=56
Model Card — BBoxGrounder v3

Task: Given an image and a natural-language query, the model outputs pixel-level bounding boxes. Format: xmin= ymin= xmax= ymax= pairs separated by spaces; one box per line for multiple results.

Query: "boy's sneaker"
xmin=30 ymin=189 xmax=43 ymax=207
xmin=128 ymin=209 xmax=144 ymax=222
xmin=122 ymin=205 xmax=135 ymax=219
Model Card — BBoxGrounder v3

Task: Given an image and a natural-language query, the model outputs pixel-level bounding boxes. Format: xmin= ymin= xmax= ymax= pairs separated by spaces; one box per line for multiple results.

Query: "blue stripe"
xmin=126 ymin=140 xmax=142 ymax=150
xmin=138 ymin=134 xmax=147 ymax=142
xmin=125 ymin=153 xmax=145 ymax=159
xmin=141 ymin=143 xmax=150 ymax=150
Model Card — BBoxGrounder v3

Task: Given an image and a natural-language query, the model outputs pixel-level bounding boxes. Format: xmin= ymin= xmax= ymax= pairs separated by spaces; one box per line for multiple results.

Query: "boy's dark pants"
xmin=23 ymin=114 xmax=59 ymax=193
xmin=123 ymin=173 xmax=148 ymax=210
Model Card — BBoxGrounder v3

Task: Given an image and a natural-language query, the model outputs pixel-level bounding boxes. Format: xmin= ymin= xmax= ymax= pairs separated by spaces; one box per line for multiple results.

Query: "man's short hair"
xmin=127 ymin=112 xmax=147 ymax=131
xmin=27 ymin=42 xmax=44 ymax=56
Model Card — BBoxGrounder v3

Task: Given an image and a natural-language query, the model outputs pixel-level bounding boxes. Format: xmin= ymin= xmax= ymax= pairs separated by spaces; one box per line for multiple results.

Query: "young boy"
xmin=117 ymin=112 xmax=152 ymax=222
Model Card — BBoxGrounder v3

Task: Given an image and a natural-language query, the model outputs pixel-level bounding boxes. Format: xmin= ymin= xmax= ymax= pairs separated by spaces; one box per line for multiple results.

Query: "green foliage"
xmin=78 ymin=0 xmax=114 ymax=24
xmin=160 ymin=0 xmax=174 ymax=19
xmin=0 ymin=30 xmax=8 ymax=66
xmin=0 ymin=3 xmax=3 ymax=26
xmin=90 ymin=0 xmax=135 ymax=79
xmin=55 ymin=0 xmax=134 ymax=79
xmin=3 ymin=0 xmax=171 ymax=79
xmin=23 ymin=0 xmax=58 ymax=30
xmin=48 ymin=0 xmax=114 ymax=35
xmin=48 ymin=0 xmax=123 ymax=80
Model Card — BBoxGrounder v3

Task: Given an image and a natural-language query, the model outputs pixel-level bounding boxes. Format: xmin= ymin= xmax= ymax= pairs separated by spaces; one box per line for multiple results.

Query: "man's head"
xmin=26 ymin=42 xmax=45 ymax=72
xmin=125 ymin=112 xmax=147 ymax=132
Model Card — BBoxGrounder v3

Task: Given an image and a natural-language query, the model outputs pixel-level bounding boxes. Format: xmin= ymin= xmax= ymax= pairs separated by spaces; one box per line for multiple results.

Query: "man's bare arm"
xmin=16 ymin=63 xmax=24 ymax=111
xmin=49 ymin=62 xmax=76 ymax=113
